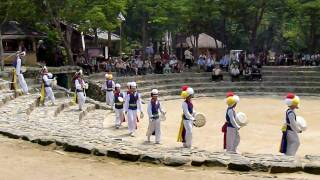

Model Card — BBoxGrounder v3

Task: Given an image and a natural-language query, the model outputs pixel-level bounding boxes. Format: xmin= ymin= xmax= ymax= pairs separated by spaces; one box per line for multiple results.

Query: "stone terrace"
xmin=87 ymin=66 xmax=320 ymax=102
xmin=1 ymin=66 xmax=320 ymax=174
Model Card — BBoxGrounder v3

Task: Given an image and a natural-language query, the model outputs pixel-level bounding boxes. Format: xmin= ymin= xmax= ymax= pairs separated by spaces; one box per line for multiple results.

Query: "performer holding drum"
xmin=39 ymin=66 xmax=56 ymax=106
xmin=74 ymin=70 xmax=88 ymax=111
xmin=124 ymin=82 xmax=143 ymax=137
xmin=280 ymin=93 xmax=306 ymax=156
xmin=223 ymin=92 xmax=245 ymax=153
xmin=146 ymin=89 xmax=166 ymax=144
xmin=177 ymin=86 xmax=196 ymax=148
xmin=102 ymin=74 xmax=115 ymax=106
xmin=12 ymin=51 xmax=29 ymax=94
xmin=112 ymin=83 xmax=126 ymax=129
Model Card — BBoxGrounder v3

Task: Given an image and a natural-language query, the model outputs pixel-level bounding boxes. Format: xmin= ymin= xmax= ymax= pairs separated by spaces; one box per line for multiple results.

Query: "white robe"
xmin=146 ymin=100 xmax=165 ymax=143
xmin=124 ymin=92 xmax=142 ymax=134
xmin=112 ymin=92 xmax=125 ymax=126
xmin=75 ymin=79 xmax=86 ymax=110
xmin=102 ymin=80 xmax=115 ymax=105
xmin=285 ymin=110 xmax=301 ymax=156
xmin=43 ymin=74 xmax=55 ymax=104
xmin=182 ymin=101 xmax=196 ymax=148
xmin=226 ymin=108 xmax=241 ymax=153
xmin=15 ymin=57 xmax=28 ymax=94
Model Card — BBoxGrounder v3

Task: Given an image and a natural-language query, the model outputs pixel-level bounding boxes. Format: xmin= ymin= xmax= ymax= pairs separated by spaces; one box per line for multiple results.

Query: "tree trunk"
xmin=60 ymin=22 xmax=74 ymax=65
xmin=0 ymin=28 xmax=4 ymax=71
xmin=195 ymin=34 xmax=199 ymax=60
xmin=309 ymin=16 xmax=316 ymax=54
xmin=249 ymin=0 xmax=267 ymax=53
xmin=46 ymin=2 xmax=73 ymax=65
xmin=142 ymin=16 xmax=147 ymax=61
xmin=222 ymin=16 xmax=227 ymax=51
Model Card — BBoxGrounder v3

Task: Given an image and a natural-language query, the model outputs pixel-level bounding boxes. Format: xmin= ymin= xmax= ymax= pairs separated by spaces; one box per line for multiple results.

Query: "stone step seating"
xmin=110 ymin=72 xmax=320 ymax=86
xmin=0 ymin=79 xmax=27 ymax=109
xmin=139 ymin=86 xmax=320 ymax=98
xmin=87 ymin=66 xmax=320 ymax=101
xmin=26 ymin=98 xmax=100 ymax=141
xmin=138 ymin=81 xmax=320 ymax=92
xmin=97 ymin=75 xmax=320 ymax=89
xmin=0 ymin=93 xmax=39 ymax=126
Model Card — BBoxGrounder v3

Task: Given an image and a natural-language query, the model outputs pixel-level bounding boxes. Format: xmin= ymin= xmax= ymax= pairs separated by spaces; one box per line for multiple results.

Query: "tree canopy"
xmin=1 ymin=0 xmax=320 ymax=65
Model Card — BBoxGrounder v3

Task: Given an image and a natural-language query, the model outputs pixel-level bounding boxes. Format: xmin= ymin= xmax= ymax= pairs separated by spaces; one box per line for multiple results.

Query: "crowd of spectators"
xmin=75 ymin=53 xmax=184 ymax=76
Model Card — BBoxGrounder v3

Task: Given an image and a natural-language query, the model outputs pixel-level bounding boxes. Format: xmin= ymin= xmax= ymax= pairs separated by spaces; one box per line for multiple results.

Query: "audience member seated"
xmin=76 ymin=54 xmax=92 ymax=74
xmin=252 ymin=65 xmax=262 ymax=81
xmin=212 ymin=64 xmax=223 ymax=81
xmin=169 ymin=56 xmax=180 ymax=73
xmin=206 ymin=56 xmax=214 ymax=72
xmin=154 ymin=59 xmax=164 ymax=74
xmin=243 ymin=64 xmax=252 ymax=81
xmin=229 ymin=62 xmax=240 ymax=82
xmin=220 ymin=55 xmax=229 ymax=71
xmin=197 ymin=55 xmax=206 ymax=72
xmin=163 ymin=62 xmax=171 ymax=74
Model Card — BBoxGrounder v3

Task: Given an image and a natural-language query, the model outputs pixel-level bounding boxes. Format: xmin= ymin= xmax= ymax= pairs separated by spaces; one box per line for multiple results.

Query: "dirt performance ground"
xmin=0 ymin=135 xmax=319 ymax=180
xmin=104 ymin=96 xmax=320 ymax=157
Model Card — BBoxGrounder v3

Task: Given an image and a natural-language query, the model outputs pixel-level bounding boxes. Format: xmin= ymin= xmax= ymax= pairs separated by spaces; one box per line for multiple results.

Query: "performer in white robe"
xmin=112 ymin=83 xmax=125 ymax=128
xmin=280 ymin=93 xmax=301 ymax=156
xmin=40 ymin=66 xmax=55 ymax=105
xmin=146 ymin=89 xmax=165 ymax=144
xmin=102 ymin=74 xmax=115 ymax=106
xmin=14 ymin=51 xmax=29 ymax=94
xmin=177 ymin=86 xmax=196 ymax=148
xmin=224 ymin=92 xmax=241 ymax=153
xmin=124 ymin=82 xmax=143 ymax=136
xmin=74 ymin=70 xmax=87 ymax=111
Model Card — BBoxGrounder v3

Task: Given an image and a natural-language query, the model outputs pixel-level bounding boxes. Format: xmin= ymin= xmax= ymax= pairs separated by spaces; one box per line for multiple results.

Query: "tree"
xmin=0 ymin=0 xmax=38 ymax=71
xmin=125 ymin=0 xmax=172 ymax=59
xmin=82 ymin=6 xmax=108 ymax=46
xmin=301 ymin=0 xmax=320 ymax=53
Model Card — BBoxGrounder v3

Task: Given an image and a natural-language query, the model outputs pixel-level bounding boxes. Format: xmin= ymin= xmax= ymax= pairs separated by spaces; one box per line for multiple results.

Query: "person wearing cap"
xmin=74 ymin=70 xmax=87 ymax=111
xmin=124 ymin=82 xmax=143 ymax=136
xmin=101 ymin=74 xmax=115 ymax=106
xmin=12 ymin=51 xmax=29 ymax=94
xmin=39 ymin=66 xmax=56 ymax=106
xmin=177 ymin=86 xmax=196 ymax=148
xmin=112 ymin=83 xmax=125 ymax=129
xmin=280 ymin=93 xmax=301 ymax=156
xmin=146 ymin=89 xmax=166 ymax=144
xmin=223 ymin=92 xmax=241 ymax=153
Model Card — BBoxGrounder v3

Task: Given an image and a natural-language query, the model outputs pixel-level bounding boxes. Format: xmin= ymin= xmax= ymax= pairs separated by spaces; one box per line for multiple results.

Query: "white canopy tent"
xmin=184 ymin=33 xmax=223 ymax=49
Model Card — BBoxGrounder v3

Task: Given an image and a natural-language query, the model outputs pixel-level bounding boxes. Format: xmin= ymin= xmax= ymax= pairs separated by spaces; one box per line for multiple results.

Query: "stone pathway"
xmin=0 ymin=92 xmax=319 ymax=174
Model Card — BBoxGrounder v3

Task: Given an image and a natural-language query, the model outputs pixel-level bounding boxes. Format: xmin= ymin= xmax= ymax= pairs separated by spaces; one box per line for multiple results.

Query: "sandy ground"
xmin=105 ymin=96 xmax=320 ymax=156
xmin=0 ymin=135 xmax=318 ymax=180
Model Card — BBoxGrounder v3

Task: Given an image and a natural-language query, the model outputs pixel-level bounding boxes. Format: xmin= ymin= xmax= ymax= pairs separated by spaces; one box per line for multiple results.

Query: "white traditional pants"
xmin=226 ymin=127 xmax=240 ymax=153
xmin=45 ymin=87 xmax=55 ymax=104
xmin=127 ymin=110 xmax=137 ymax=133
xmin=115 ymin=108 xmax=124 ymax=126
xmin=286 ymin=130 xmax=300 ymax=156
xmin=106 ymin=91 xmax=113 ymax=105
xmin=183 ymin=119 xmax=193 ymax=148
xmin=146 ymin=118 xmax=161 ymax=143
xmin=18 ymin=74 xmax=28 ymax=94
xmin=77 ymin=92 xmax=86 ymax=110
